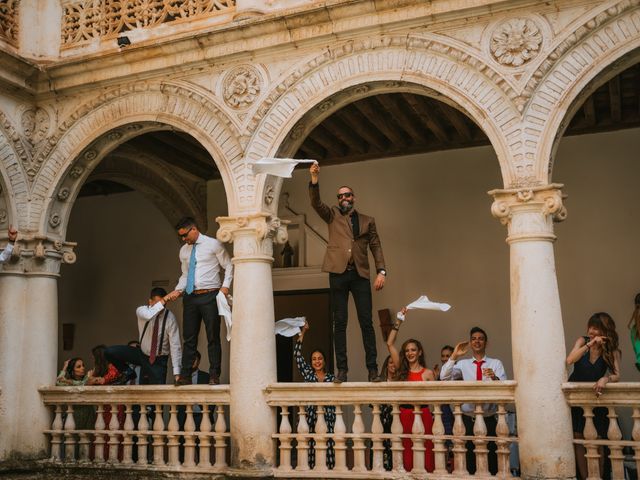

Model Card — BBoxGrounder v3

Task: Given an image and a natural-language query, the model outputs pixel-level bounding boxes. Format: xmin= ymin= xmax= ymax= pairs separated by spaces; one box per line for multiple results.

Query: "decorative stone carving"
xmin=56 ymin=188 xmax=70 ymax=201
xmin=49 ymin=213 xmax=61 ymax=228
xmin=0 ymin=0 xmax=18 ymax=45
xmin=490 ymin=18 xmax=542 ymax=67
xmin=290 ymin=124 xmax=305 ymax=140
xmin=264 ymin=185 xmax=275 ymax=206
xmin=0 ymin=235 xmax=77 ymax=276
xmin=0 ymin=209 xmax=6 ymax=225
xmin=20 ymin=107 xmax=51 ymax=144
xmin=69 ymin=166 xmax=84 ymax=178
xmin=217 ymin=214 xmax=288 ymax=260
xmin=317 ymin=100 xmax=334 ymax=113
xmin=223 ymin=66 xmax=262 ymax=110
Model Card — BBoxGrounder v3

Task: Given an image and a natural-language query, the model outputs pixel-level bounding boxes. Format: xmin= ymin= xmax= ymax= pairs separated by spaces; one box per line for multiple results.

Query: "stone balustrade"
xmin=563 ymin=382 xmax=640 ymax=480
xmin=266 ymin=381 xmax=518 ymax=478
xmin=40 ymin=385 xmax=230 ymax=472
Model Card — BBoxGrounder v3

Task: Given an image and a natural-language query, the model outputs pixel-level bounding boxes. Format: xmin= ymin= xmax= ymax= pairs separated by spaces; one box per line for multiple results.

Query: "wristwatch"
xmin=378 ymin=269 xmax=387 ymax=276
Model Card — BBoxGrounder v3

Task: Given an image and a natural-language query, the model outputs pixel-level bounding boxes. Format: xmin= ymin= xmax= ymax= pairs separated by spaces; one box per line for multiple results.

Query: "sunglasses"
xmin=179 ymin=226 xmax=193 ymax=239
xmin=337 ymin=192 xmax=353 ymax=200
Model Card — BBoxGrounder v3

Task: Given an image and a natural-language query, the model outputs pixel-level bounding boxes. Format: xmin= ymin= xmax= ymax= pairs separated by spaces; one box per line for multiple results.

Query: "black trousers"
xmin=329 ymin=269 xmax=377 ymax=372
xmin=462 ymin=413 xmax=498 ymax=475
xmin=181 ymin=291 xmax=220 ymax=377
xmin=104 ymin=345 xmax=168 ymax=384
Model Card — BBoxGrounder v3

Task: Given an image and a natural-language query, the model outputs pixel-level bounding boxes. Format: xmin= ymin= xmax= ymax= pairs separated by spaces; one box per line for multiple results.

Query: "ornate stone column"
xmin=489 ymin=184 xmax=575 ymax=479
xmin=0 ymin=236 xmax=76 ymax=460
xmin=217 ymin=214 xmax=287 ymax=472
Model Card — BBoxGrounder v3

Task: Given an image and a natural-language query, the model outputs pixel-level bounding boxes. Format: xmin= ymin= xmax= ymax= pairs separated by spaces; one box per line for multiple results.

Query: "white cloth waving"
xmin=250 ymin=157 xmax=317 ymax=178
xmin=396 ymin=295 xmax=451 ymax=321
xmin=274 ymin=317 xmax=307 ymax=337
xmin=216 ymin=292 xmax=232 ymax=341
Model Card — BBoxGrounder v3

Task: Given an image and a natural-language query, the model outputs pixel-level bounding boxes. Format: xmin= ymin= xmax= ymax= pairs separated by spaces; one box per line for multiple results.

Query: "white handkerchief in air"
xmin=216 ymin=292 xmax=232 ymax=341
xmin=406 ymin=295 xmax=451 ymax=312
xmin=250 ymin=157 xmax=317 ymax=178
xmin=396 ymin=311 xmax=406 ymax=322
xmin=274 ymin=317 xmax=306 ymax=337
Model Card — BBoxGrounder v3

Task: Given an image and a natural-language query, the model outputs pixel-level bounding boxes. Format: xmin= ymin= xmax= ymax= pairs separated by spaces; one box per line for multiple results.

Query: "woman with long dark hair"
xmin=386 ymin=308 xmax=435 ymax=472
xmin=566 ymin=312 xmax=621 ymax=479
xmin=294 ymin=322 xmax=335 ymax=469
xmin=628 ymin=293 xmax=640 ymax=372
xmin=56 ymin=357 xmax=95 ymax=430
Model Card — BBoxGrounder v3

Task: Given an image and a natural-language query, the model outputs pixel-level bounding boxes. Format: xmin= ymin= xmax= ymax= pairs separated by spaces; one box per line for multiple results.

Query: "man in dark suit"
xmin=309 ymin=163 xmax=386 ymax=383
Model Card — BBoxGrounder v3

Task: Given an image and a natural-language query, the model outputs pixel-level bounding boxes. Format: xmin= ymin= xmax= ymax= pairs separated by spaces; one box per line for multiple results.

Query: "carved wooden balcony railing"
xmin=61 ymin=0 xmax=236 ymax=48
xmin=40 ymin=385 xmax=230 ymax=472
xmin=563 ymin=382 xmax=640 ymax=480
xmin=266 ymin=381 xmax=519 ymax=478
xmin=0 ymin=0 xmax=18 ymax=47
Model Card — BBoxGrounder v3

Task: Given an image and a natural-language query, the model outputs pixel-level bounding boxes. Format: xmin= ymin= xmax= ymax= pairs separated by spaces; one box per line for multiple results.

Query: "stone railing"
xmin=266 ymin=381 xmax=519 ymax=478
xmin=0 ymin=0 xmax=18 ymax=47
xmin=60 ymin=0 xmax=236 ymax=48
xmin=40 ymin=385 xmax=230 ymax=472
xmin=563 ymin=382 xmax=640 ymax=480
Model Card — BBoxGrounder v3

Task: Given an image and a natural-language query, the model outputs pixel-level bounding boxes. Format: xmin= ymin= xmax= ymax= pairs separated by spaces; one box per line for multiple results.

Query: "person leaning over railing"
xmin=628 ymin=293 xmax=640 ymax=373
xmin=566 ymin=312 xmax=621 ymax=480
xmin=56 ymin=357 xmax=95 ymax=430
xmin=294 ymin=321 xmax=336 ymax=469
xmin=387 ymin=309 xmax=436 ymax=473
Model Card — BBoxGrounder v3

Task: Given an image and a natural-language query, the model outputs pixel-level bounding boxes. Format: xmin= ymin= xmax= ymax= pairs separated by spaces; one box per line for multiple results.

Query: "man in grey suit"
xmin=309 ymin=163 xmax=386 ymax=383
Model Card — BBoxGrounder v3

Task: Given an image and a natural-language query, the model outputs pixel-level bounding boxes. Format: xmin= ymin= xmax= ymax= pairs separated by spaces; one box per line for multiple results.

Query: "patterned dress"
xmin=294 ymin=340 xmax=336 ymax=469
xmin=380 ymin=403 xmax=393 ymax=470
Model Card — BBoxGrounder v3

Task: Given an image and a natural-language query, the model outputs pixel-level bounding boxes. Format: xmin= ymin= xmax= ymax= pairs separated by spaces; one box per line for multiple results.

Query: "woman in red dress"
xmin=386 ymin=308 xmax=435 ymax=472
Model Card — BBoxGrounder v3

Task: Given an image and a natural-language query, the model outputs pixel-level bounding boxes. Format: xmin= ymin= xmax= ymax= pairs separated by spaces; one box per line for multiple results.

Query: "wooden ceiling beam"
xmin=352 ymin=98 xmax=410 ymax=148
xmin=375 ymin=94 xmax=425 ymax=143
xmin=400 ymin=93 xmax=450 ymax=144
xmin=435 ymin=103 xmax=473 ymax=142
xmin=307 ymin=124 xmax=349 ymax=157
xmin=148 ymin=131 xmax=213 ymax=166
xmin=336 ymin=105 xmax=389 ymax=151
xmin=321 ymin=116 xmax=368 ymax=154
xmin=583 ymin=95 xmax=597 ymax=127
xmin=300 ymin=136 xmax=327 ymax=160
xmin=609 ymin=75 xmax=622 ymax=123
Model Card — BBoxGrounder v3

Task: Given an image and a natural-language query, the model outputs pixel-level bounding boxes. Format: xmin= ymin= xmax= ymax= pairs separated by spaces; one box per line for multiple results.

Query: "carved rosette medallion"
xmin=222 ymin=66 xmax=263 ymax=110
xmin=490 ymin=18 xmax=542 ymax=67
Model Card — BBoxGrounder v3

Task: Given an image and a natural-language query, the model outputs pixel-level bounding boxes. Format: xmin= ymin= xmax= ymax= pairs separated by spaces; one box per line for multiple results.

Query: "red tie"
xmin=149 ymin=316 xmax=160 ymax=365
xmin=473 ymin=360 xmax=485 ymax=380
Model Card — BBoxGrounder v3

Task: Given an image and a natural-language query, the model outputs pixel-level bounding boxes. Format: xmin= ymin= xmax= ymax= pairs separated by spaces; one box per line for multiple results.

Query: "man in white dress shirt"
xmin=105 ymin=287 xmax=182 ymax=384
xmin=168 ymin=217 xmax=233 ymax=386
xmin=0 ymin=226 xmax=18 ymax=264
xmin=439 ymin=326 xmax=506 ymax=475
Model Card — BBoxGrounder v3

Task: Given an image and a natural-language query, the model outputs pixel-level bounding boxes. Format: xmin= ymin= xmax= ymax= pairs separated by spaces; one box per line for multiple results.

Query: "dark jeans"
xmin=182 ymin=291 xmax=220 ymax=377
xmin=104 ymin=345 xmax=168 ymax=384
xmin=329 ymin=269 xmax=377 ymax=372
xmin=462 ymin=413 xmax=498 ymax=475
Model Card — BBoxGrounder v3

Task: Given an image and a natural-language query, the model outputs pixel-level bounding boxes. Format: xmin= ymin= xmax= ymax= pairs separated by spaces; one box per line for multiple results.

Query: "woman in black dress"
xmin=566 ymin=312 xmax=621 ymax=479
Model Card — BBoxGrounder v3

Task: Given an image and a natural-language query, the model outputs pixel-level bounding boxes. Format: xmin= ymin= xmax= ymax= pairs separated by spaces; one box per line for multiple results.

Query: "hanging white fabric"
xmin=216 ymin=292 xmax=233 ymax=341
xmin=274 ymin=316 xmax=307 ymax=337
xmin=396 ymin=295 xmax=452 ymax=321
xmin=250 ymin=157 xmax=317 ymax=178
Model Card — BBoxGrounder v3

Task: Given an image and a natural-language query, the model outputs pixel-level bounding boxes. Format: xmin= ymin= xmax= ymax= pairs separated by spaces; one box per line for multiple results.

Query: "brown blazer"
xmin=309 ymin=183 xmax=385 ymax=278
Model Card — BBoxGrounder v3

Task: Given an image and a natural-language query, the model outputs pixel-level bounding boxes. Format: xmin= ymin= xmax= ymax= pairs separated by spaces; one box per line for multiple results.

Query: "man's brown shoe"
xmin=174 ymin=375 xmax=192 ymax=386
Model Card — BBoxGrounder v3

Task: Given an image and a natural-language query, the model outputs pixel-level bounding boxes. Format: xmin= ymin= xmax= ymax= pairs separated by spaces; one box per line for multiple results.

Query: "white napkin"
xmin=216 ymin=292 xmax=232 ymax=341
xmin=274 ymin=316 xmax=306 ymax=337
xmin=250 ymin=157 xmax=317 ymax=178
xmin=396 ymin=295 xmax=451 ymax=321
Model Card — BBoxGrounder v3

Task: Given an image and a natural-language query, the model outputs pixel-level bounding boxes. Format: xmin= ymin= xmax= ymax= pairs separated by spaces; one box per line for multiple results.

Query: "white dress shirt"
xmin=136 ymin=302 xmax=182 ymax=376
xmin=175 ymin=233 xmax=233 ymax=291
xmin=0 ymin=243 xmax=13 ymax=263
xmin=439 ymin=355 xmax=507 ymax=415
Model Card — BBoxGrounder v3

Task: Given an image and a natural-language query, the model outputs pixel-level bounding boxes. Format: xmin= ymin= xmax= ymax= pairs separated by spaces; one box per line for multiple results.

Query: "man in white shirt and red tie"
xmin=105 ymin=287 xmax=182 ymax=384
xmin=168 ymin=217 xmax=233 ymax=386
xmin=439 ymin=326 xmax=506 ymax=475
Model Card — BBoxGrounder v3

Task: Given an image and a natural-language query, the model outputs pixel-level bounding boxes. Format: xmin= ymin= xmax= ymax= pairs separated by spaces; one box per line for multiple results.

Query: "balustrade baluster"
xmin=183 ymin=404 xmax=197 ymax=467
xmin=452 ymin=403 xmax=466 ymax=473
xmin=296 ymin=405 xmax=310 ymax=471
xmin=152 ymin=404 xmax=165 ymax=466
xmin=167 ymin=404 xmax=180 ymax=466
xmin=51 ymin=405 xmax=63 ymax=461
xmin=121 ymin=403 xmax=134 ymax=465
xmin=63 ymin=404 xmax=77 ymax=462
xmin=278 ymin=405 xmax=293 ymax=471
xmin=198 ymin=403 xmax=212 ymax=468
xmin=391 ymin=403 xmax=404 ymax=472
xmin=632 ymin=407 xmax=640 ymax=475
xmin=583 ymin=406 xmax=600 ymax=480
xmin=473 ymin=405 xmax=489 ymax=476
xmin=411 ymin=404 xmax=427 ymax=473
xmin=136 ymin=404 xmax=149 ymax=466
xmin=496 ymin=404 xmax=511 ymax=477
xmin=107 ymin=403 xmax=120 ymax=463
xmin=214 ymin=404 xmax=227 ymax=468
xmin=606 ymin=406 xmax=624 ymax=480
xmin=352 ymin=404 xmax=366 ymax=472
xmin=315 ymin=405 xmax=328 ymax=471
xmin=93 ymin=405 xmax=106 ymax=463
xmin=432 ymin=403 xmax=447 ymax=474
xmin=370 ymin=404 xmax=384 ymax=473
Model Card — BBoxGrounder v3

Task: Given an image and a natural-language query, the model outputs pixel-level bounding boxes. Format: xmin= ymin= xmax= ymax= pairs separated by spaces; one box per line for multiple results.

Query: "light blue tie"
xmin=185 ymin=244 xmax=197 ymax=294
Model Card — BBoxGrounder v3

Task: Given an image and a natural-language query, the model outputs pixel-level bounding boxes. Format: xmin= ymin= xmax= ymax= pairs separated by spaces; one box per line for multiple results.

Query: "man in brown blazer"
xmin=309 ymin=163 xmax=386 ymax=383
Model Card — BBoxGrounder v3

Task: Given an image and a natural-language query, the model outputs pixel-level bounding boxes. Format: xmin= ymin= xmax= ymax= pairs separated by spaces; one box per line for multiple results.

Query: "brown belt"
xmin=191 ymin=288 xmax=219 ymax=295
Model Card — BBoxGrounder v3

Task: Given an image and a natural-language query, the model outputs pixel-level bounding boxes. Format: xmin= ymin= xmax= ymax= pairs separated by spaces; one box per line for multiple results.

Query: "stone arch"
xmin=244 ymin=34 xmax=521 ymax=214
xmin=522 ymin=2 xmax=640 ymax=181
xmin=33 ymin=81 xmax=245 ymax=237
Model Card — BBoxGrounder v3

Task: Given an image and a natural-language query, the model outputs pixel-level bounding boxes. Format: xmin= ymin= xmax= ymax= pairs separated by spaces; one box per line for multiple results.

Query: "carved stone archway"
xmin=243 ymin=34 xmax=521 ymax=215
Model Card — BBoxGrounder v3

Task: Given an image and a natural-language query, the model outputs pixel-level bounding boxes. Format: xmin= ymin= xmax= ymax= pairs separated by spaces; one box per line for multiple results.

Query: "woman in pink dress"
xmin=386 ymin=307 xmax=435 ymax=472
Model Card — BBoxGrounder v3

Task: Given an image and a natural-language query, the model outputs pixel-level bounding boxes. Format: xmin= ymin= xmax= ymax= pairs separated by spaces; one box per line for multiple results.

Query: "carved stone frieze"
xmin=223 ymin=65 xmax=263 ymax=110
xmin=490 ymin=18 xmax=542 ymax=67
xmin=217 ymin=214 xmax=288 ymax=261
xmin=0 ymin=235 xmax=77 ymax=276
xmin=20 ymin=107 xmax=51 ymax=145
xmin=489 ymin=184 xmax=566 ymax=243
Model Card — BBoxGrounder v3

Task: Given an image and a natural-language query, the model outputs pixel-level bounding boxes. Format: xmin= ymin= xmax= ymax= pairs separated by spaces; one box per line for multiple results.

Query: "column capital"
xmin=216 ymin=214 xmax=288 ymax=263
xmin=0 ymin=234 xmax=77 ymax=277
xmin=488 ymin=184 xmax=567 ymax=243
